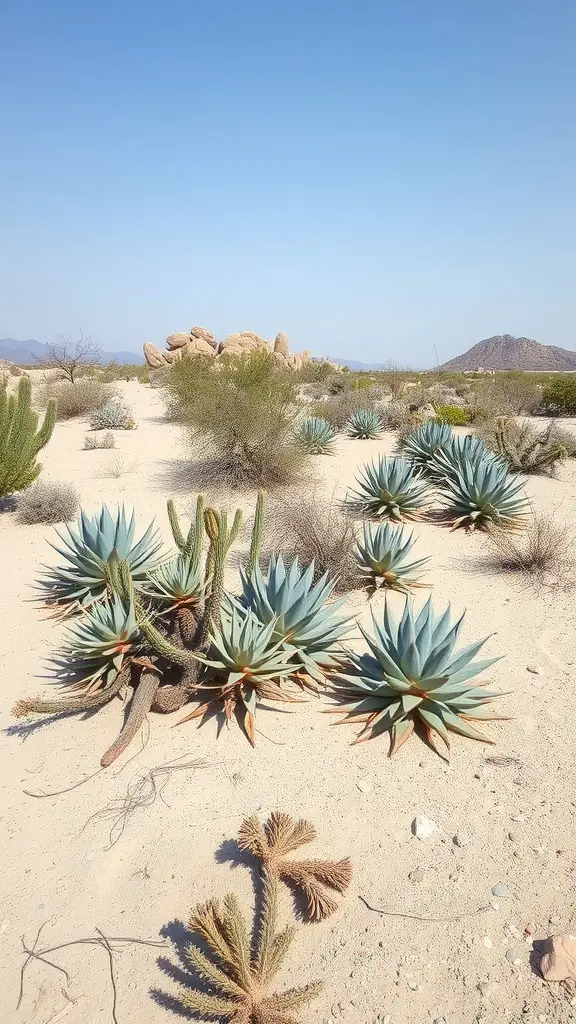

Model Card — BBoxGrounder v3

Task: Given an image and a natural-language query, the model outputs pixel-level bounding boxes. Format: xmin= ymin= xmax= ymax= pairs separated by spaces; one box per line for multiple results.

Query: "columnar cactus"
xmin=0 ymin=376 xmax=56 ymax=499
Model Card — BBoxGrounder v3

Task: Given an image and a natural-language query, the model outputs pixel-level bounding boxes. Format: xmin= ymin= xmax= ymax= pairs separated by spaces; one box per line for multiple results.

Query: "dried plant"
xmin=38 ymin=377 xmax=117 ymax=420
xmin=238 ymin=811 xmax=352 ymax=921
xmin=173 ymin=873 xmax=322 ymax=1022
xmin=84 ymin=431 xmax=115 ymax=450
xmin=98 ymin=452 xmax=140 ymax=478
xmin=483 ymin=513 xmax=576 ymax=589
xmin=266 ymin=491 xmax=361 ymax=592
xmin=16 ymin=478 xmax=79 ymax=524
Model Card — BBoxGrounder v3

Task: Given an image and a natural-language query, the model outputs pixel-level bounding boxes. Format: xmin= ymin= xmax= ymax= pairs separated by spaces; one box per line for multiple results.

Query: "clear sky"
xmin=1 ymin=0 xmax=575 ymax=366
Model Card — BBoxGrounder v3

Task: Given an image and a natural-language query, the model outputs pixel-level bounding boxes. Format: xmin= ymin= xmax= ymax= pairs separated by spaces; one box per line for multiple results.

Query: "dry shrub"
xmin=311 ymin=389 xmax=378 ymax=429
xmin=479 ymin=418 xmax=570 ymax=476
xmin=484 ymin=513 xmax=576 ymax=589
xmin=266 ymin=490 xmax=362 ymax=591
xmin=470 ymin=374 xmax=542 ymax=421
xmin=98 ymin=360 xmax=149 ymax=383
xmin=38 ymin=378 xmax=118 ymax=420
xmin=98 ymin=453 xmax=140 ymax=478
xmin=168 ymin=350 xmax=309 ymax=489
xmin=84 ymin=431 xmax=115 ymax=450
xmin=17 ymin=479 xmax=78 ymax=524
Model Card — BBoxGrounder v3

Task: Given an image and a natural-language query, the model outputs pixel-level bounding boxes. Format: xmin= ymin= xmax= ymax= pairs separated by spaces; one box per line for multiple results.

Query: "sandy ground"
xmin=1 ymin=381 xmax=576 ymax=1024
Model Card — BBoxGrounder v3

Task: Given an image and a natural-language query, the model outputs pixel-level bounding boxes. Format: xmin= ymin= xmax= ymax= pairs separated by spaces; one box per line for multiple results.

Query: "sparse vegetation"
xmin=38 ymin=377 xmax=117 ymax=420
xmin=267 ymin=491 xmax=361 ymax=592
xmin=1 ymin=376 xmax=56 ymax=500
xmin=484 ymin=513 xmax=576 ymax=588
xmin=540 ymin=376 xmax=576 ymax=416
xmin=84 ymin=431 xmax=115 ymax=450
xmin=480 ymin=418 xmax=570 ymax=475
xmin=434 ymin=405 xmax=469 ymax=426
xmin=17 ymin=479 xmax=79 ymax=524
xmin=293 ymin=415 xmax=336 ymax=454
xmin=89 ymin=399 xmax=136 ymax=430
xmin=35 ymin=332 xmax=101 ymax=383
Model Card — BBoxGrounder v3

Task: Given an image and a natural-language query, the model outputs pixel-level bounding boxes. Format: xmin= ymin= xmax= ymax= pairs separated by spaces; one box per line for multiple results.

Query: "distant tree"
xmin=36 ymin=332 xmax=101 ymax=383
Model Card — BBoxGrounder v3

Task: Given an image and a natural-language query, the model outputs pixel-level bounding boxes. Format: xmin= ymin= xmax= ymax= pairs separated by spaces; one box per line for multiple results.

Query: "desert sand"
xmin=1 ymin=381 xmax=576 ymax=1024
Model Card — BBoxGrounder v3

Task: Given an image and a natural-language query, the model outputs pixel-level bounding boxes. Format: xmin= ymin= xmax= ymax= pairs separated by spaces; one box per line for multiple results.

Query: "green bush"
xmin=541 ymin=377 xmax=576 ymax=416
xmin=99 ymin=361 xmax=149 ymax=383
xmin=1 ymin=377 xmax=56 ymax=499
xmin=38 ymin=378 xmax=118 ymax=420
xmin=434 ymin=405 xmax=470 ymax=426
xmin=168 ymin=350 xmax=308 ymax=488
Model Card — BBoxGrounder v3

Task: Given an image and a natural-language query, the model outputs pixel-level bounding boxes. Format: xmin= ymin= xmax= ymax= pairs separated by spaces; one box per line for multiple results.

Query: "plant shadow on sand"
xmin=152 ymin=917 xmax=216 ymax=1020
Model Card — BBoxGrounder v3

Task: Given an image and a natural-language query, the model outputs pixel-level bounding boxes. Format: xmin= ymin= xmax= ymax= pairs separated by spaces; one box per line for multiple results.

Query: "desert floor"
xmin=1 ymin=380 xmax=576 ymax=1024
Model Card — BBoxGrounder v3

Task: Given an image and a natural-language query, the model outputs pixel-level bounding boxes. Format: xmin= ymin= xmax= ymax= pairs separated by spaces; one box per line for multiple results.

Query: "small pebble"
xmin=413 ymin=816 xmax=441 ymax=840
xmin=508 ymin=831 xmax=519 ymax=842
xmin=490 ymin=900 xmax=500 ymax=911
xmin=492 ymin=883 xmax=511 ymax=898
xmin=356 ymin=780 xmax=372 ymax=794
xmin=483 ymin=936 xmax=493 ymax=949
xmin=453 ymin=831 xmax=472 ymax=848
xmin=526 ymin=664 xmax=543 ymax=674
xmin=478 ymin=981 xmax=496 ymax=997
xmin=505 ymin=949 xmax=522 ymax=966
xmin=524 ymin=922 xmax=536 ymax=936
xmin=549 ymin=915 xmax=562 ymax=925
xmin=409 ymin=868 xmax=427 ymax=883
xmin=433 ymin=1018 xmax=447 ymax=1024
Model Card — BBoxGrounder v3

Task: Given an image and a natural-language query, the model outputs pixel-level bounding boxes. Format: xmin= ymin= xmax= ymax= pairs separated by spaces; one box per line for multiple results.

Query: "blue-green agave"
xmin=429 ymin=433 xmax=501 ymax=483
xmin=398 ymin=420 xmax=453 ymax=472
xmin=178 ymin=606 xmax=297 ymax=745
xmin=293 ymin=416 xmax=336 ymax=455
xmin=345 ymin=409 xmax=383 ymax=439
xmin=353 ymin=522 xmax=431 ymax=593
xmin=344 ymin=457 xmax=431 ymax=522
xmin=330 ymin=596 xmax=506 ymax=759
xmin=440 ymin=459 xmax=531 ymax=532
xmin=143 ymin=554 xmax=207 ymax=610
xmin=57 ymin=594 xmax=140 ymax=690
xmin=237 ymin=555 xmax=353 ymax=682
xmin=38 ymin=505 xmax=164 ymax=607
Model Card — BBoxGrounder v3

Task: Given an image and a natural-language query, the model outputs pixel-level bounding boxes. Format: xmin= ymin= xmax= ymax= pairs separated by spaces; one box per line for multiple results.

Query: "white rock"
xmin=478 ymin=981 xmax=496 ymax=997
xmin=483 ymin=936 xmax=494 ymax=949
xmin=413 ymin=816 xmax=441 ymax=840
xmin=453 ymin=831 xmax=472 ymax=848
xmin=527 ymin=664 xmax=543 ymax=674
xmin=492 ymin=883 xmax=511 ymax=898
xmin=356 ymin=780 xmax=372 ymax=794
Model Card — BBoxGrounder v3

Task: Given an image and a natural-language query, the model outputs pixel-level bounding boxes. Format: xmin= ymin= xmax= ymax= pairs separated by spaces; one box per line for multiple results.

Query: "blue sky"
xmin=1 ymin=0 xmax=575 ymax=366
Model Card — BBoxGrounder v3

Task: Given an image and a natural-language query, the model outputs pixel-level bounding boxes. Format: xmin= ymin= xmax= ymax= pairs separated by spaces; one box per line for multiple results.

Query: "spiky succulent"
xmin=353 ymin=521 xmax=431 ymax=593
xmin=398 ymin=420 xmax=453 ymax=472
xmin=237 ymin=555 xmax=353 ymax=682
xmin=178 ymin=606 xmax=298 ymax=744
xmin=38 ymin=505 xmax=164 ymax=607
xmin=293 ymin=416 xmax=336 ymax=455
xmin=143 ymin=553 xmax=206 ymax=610
xmin=343 ymin=456 xmax=431 ymax=522
xmin=345 ymin=409 xmax=383 ymax=439
xmin=440 ymin=458 xmax=531 ymax=532
xmin=330 ymin=596 xmax=505 ymax=759
xmin=428 ymin=432 xmax=500 ymax=483
xmin=56 ymin=593 xmax=140 ymax=690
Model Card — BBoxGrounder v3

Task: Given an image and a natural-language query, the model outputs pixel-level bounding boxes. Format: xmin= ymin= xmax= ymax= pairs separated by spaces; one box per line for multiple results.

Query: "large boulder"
xmin=220 ymin=332 xmax=269 ymax=353
xmin=274 ymin=331 xmax=290 ymax=357
xmin=184 ymin=337 xmax=216 ymax=357
xmin=143 ymin=342 xmax=169 ymax=368
xmin=166 ymin=332 xmax=191 ymax=351
xmin=190 ymin=326 xmax=217 ymax=349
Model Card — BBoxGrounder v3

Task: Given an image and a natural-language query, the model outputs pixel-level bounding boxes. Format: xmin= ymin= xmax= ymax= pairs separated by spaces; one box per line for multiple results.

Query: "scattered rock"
xmin=526 ymin=664 xmax=543 ymax=674
xmin=413 ymin=816 xmax=441 ymax=840
xmin=491 ymin=883 xmax=511 ymax=898
xmin=508 ymin=831 xmax=520 ymax=842
xmin=549 ymin=916 xmax=562 ymax=926
xmin=539 ymin=934 xmax=576 ymax=981
xmin=483 ymin=936 xmax=493 ymax=949
xmin=433 ymin=1018 xmax=447 ymax=1024
xmin=409 ymin=867 xmax=427 ymax=883
xmin=453 ymin=831 xmax=472 ymax=848
xmin=478 ymin=981 xmax=496 ymax=998
xmin=356 ymin=780 xmax=372 ymax=794
xmin=490 ymin=901 xmax=500 ymax=911
xmin=506 ymin=949 xmax=522 ymax=966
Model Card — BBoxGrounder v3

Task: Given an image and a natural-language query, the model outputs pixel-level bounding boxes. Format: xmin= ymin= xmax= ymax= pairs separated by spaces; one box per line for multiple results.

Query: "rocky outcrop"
xmin=143 ymin=327 xmax=315 ymax=370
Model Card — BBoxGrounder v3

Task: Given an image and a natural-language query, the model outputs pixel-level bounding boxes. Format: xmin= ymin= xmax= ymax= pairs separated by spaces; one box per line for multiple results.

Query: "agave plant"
xmin=178 ymin=606 xmax=299 ymax=744
xmin=398 ymin=420 xmax=453 ymax=473
xmin=144 ymin=554 xmax=207 ymax=610
xmin=428 ymin=432 xmax=499 ymax=483
xmin=237 ymin=555 xmax=353 ymax=682
xmin=293 ymin=416 xmax=336 ymax=455
xmin=330 ymin=596 xmax=506 ymax=759
xmin=440 ymin=458 xmax=531 ymax=532
xmin=56 ymin=593 xmax=140 ymax=691
xmin=38 ymin=505 xmax=164 ymax=608
xmin=345 ymin=409 xmax=383 ymax=439
xmin=353 ymin=521 xmax=431 ymax=593
xmin=343 ymin=456 xmax=431 ymax=522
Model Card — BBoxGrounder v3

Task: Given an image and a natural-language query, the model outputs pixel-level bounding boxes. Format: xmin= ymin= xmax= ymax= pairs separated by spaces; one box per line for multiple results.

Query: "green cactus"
xmin=167 ymin=494 xmax=205 ymax=565
xmin=0 ymin=376 xmax=56 ymax=499
xmin=202 ymin=506 xmax=243 ymax=641
xmin=247 ymin=490 xmax=265 ymax=580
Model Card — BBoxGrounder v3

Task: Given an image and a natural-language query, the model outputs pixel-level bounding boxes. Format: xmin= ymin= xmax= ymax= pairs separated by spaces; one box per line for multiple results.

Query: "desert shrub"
xmin=380 ymin=400 xmax=418 ymax=432
xmin=84 ymin=431 xmax=115 ymax=450
xmin=484 ymin=513 xmax=575 ymax=588
xmin=266 ymin=491 xmax=361 ymax=591
xmin=480 ymin=418 xmax=569 ymax=475
xmin=311 ymin=389 xmax=378 ymax=429
xmin=98 ymin=452 xmax=139 ymax=478
xmin=434 ymin=405 xmax=470 ymax=426
xmin=168 ymin=350 xmax=308 ymax=488
xmin=99 ymin=360 xmax=149 ymax=383
xmin=546 ymin=424 xmax=576 ymax=457
xmin=17 ymin=479 xmax=78 ymax=524
xmin=469 ymin=373 xmax=542 ymax=421
xmin=38 ymin=377 xmax=118 ymax=420
xmin=540 ymin=376 xmax=576 ymax=416
xmin=148 ymin=367 xmax=170 ymax=388
xmin=89 ymin=399 xmax=136 ymax=430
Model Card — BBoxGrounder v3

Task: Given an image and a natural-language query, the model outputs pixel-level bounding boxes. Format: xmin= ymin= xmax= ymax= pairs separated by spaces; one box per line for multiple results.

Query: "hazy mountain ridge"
xmin=0 ymin=338 xmax=144 ymax=366
xmin=440 ymin=334 xmax=576 ymax=371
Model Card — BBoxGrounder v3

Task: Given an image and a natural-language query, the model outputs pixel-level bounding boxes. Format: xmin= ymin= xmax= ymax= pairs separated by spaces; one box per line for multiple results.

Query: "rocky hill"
xmin=0 ymin=338 xmax=144 ymax=365
xmin=441 ymin=334 xmax=576 ymax=372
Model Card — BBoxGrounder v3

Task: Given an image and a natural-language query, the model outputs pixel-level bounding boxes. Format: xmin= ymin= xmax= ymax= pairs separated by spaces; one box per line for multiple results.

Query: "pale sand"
xmin=1 ymin=381 xmax=576 ymax=1023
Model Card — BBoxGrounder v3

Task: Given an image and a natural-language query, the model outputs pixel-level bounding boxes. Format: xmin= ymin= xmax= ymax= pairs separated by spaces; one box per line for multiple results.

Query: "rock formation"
xmin=142 ymin=327 xmax=316 ymax=370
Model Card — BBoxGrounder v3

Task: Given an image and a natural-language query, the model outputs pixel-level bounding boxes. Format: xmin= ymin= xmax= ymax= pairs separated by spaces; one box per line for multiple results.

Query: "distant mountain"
xmin=329 ymin=357 xmax=389 ymax=370
xmin=440 ymin=334 xmax=576 ymax=372
xmin=0 ymin=338 xmax=144 ymax=366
